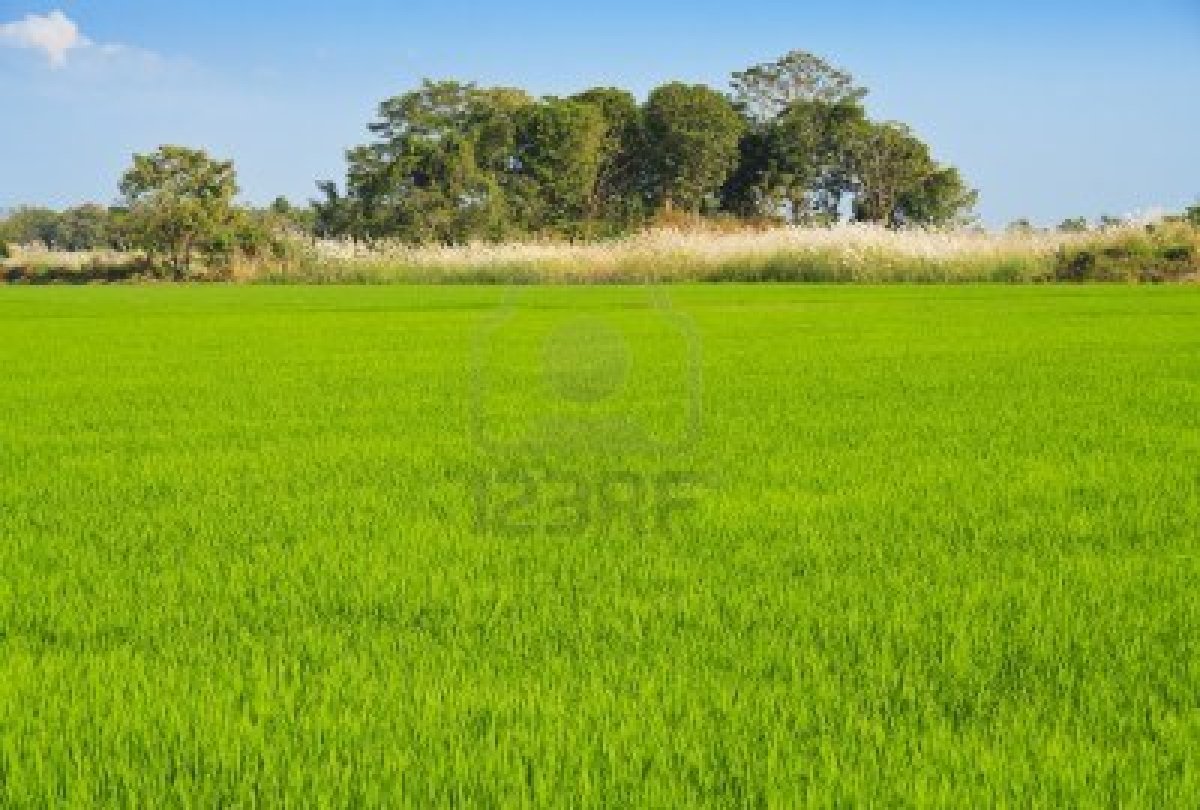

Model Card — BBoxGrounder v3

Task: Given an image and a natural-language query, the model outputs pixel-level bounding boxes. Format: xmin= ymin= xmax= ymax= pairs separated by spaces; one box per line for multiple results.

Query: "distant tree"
xmin=764 ymin=99 xmax=867 ymax=223
xmin=849 ymin=123 xmax=930 ymax=226
xmin=731 ymin=50 xmax=867 ymax=122
xmin=120 ymin=145 xmax=240 ymax=277
xmin=1057 ymin=217 xmax=1089 ymax=233
xmin=1097 ymin=214 xmax=1125 ymax=230
xmin=642 ymin=83 xmax=744 ymax=214
xmin=312 ymin=181 xmax=356 ymax=239
xmin=1006 ymin=218 xmax=1036 ymax=234
xmin=1 ymin=206 xmax=60 ymax=248
xmin=320 ymin=72 xmax=978 ymax=241
xmin=720 ymin=125 xmax=778 ymax=219
xmin=56 ymin=204 xmax=113 ymax=251
xmin=896 ymin=166 xmax=978 ymax=228
xmin=1184 ymin=204 xmax=1200 ymax=228
xmin=264 ymin=196 xmax=316 ymax=235
xmin=849 ymin=122 xmax=976 ymax=227
xmin=331 ymin=80 xmax=534 ymax=244
xmin=513 ymin=99 xmax=607 ymax=234
xmin=571 ymin=87 xmax=646 ymax=227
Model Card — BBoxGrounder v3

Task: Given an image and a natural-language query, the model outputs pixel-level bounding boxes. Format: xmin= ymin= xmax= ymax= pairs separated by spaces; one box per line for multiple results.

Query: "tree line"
xmin=312 ymin=51 xmax=978 ymax=243
xmin=5 ymin=48 xmax=1198 ymax=271
xmin=0 ymin=178 xmax=310 ymax=275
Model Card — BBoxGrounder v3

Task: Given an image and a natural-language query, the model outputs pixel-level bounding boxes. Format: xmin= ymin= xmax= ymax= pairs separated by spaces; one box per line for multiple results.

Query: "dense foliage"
xmin=0 ymin=154 xmax=305 ymax=279
xmin=315 ymin=51 xmax=979 ymax=243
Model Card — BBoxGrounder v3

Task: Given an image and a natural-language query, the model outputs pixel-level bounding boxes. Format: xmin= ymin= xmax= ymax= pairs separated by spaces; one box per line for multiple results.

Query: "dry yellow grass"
xmin=313 ymin=224 xmax=1078 ymax=267
xmin=6 ymin=222 xmax=1192 ymax=285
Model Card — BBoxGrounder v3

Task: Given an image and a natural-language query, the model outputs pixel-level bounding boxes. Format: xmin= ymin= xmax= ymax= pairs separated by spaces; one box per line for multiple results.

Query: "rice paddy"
xmin=0 ymin=283 xmax=1197 ymax=806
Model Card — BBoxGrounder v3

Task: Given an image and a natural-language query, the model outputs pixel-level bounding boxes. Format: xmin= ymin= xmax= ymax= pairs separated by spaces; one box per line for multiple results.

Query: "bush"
xmin=1055 ymin=221 xmax=1200 ymax=282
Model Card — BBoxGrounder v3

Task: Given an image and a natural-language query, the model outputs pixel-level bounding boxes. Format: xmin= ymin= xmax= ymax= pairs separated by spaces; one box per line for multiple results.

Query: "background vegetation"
xmin=311 ymin=51 xmax=976 ymax=243
xmin=0 ymin=48 xmax=1196 ymax=283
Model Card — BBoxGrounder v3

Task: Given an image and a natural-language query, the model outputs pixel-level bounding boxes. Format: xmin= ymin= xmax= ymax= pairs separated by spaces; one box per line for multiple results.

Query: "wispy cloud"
xmin=0 ymin=9 xmax=185 ymax=80
xmin=0 ymin=10 xmax=86 ymax=68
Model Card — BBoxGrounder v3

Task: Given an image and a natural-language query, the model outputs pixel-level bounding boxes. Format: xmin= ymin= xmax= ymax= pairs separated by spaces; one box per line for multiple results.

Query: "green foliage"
xmin=319 ymin=56 xmax=974 ymax=242
xmin=0 ymin=206 xmax=61 ymax=248
xmin=850 ymin=123 xmax=928 ymax=225
xmin=330 ymin=81 xmax=531 ymax=244
xmin=0 ymin=205 xmax=132 ymax=252
xmin=120 ymin=145 xmax=241 ymax=277
xmin=896 ymin=165 xmax=979 ymax=227
xmin=731 ymin=49 xmax=867 ymax=121
xmin=1058 ymin=217 xmax=1089 ymax=233
xmin=642 ymin=82 xmax=744 ymax=214
xmin=570 ymin=87 xmax=647 ymax=229
xmin=726 ymin=99 xmax=868 ymax=223
xmin=0 ymin=285 xmax=1198 ymax=804
xmin=1186 ymin=204 xmax=1200 ymax=228
xmin=848 ymin=122 xmax=977 ymax=227
xmin=514 ymin=99 xmax=607 ymax=233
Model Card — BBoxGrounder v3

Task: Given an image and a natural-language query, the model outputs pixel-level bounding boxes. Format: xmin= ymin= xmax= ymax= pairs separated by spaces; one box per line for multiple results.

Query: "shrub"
xmin=1055 ymin=220 xmax=1200 ymax=282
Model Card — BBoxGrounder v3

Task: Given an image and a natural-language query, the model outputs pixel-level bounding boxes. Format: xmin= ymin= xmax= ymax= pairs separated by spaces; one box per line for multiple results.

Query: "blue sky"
xmin=2 ymin=1 xmax=1198 ymax=226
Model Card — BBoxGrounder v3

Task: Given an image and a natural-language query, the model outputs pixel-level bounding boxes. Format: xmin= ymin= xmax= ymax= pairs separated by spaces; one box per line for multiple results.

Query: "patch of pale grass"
xmin=312 ymin=224 xmax=1087 ymax=268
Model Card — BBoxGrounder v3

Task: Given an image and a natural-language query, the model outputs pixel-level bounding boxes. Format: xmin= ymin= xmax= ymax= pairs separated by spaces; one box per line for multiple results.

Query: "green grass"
xmin=1 ymin=284 xmax=1198 ymax=806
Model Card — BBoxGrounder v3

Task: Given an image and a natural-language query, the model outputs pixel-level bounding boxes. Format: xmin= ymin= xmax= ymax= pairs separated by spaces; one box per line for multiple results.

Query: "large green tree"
xmin=0 ymin=206 xmax=60 ymax=249
xmin=731 ymin=50 xmax=867 ymax=122
xmin=726 ymin=99 xmax=867 ymax=223
xmin=643 ymin=83 xmax=744 ymax=214
xmin=513 ymin=99 xmax=607 ymax=234
xmin=120 ymin=145 xmax=240 ymax=276
xmin=895 ymin=165 xmax=979 ymax=228
xmin=571 ymin=87 xmax=645 ymax=228
xmin=849 ymin=123 xmax=976 ymax=227
xmin=331 ymin=80 xmax=533 ymax=244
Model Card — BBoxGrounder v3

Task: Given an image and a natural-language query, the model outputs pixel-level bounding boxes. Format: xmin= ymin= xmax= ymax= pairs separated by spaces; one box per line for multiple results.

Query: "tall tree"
xmin=731 ymin=50 xmax=867 ymax=122
xmin=57 ymin=204 xmax=113 ymax=251
xmin=772 ymin=100 xmax=866 ymax=223
xmin=571 ymin=87 xmax=645 ymax=227
xmin=643 ymin=83 xmax=744 ymax=214
xmin=895 ymin=165 xmax=978 ymax=227
xmin=332 ymin=80 xmax=533 ymax=244
xmin=849 ymin=123 xmax=931 ymax=227
xmin=850 ymin=123 xmax=976 ymax=227
xmin=514 ymin=99 xmax=607 ymax=234
xmin=0 ymin=206 xmax=60 ymax=249
xmin=120 ymin=145 xmax=239 ymax=276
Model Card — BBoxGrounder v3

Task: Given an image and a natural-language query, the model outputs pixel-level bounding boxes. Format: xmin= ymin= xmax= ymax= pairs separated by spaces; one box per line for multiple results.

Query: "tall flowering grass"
xmin=266 ymin=224 xmax=1094 ymax=284
xmin=5 ymin=221 xmax=1195 ymax=284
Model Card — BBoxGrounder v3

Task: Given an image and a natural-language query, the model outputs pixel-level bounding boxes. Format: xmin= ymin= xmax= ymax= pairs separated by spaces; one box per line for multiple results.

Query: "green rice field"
xmin=0 ymin=284 xmax=1197 ymax=806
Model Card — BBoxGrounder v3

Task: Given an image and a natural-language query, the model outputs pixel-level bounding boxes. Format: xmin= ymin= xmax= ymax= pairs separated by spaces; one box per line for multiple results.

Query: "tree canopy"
xmin=120 ymin=146 xmax=240 ymax=276
xmin=315 ymin=51 xmax=976 ymax=243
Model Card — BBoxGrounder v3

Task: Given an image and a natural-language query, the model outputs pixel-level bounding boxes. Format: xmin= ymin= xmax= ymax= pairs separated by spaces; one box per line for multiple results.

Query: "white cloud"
xmin=0 ymin=10 xmax=88 ymax=68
